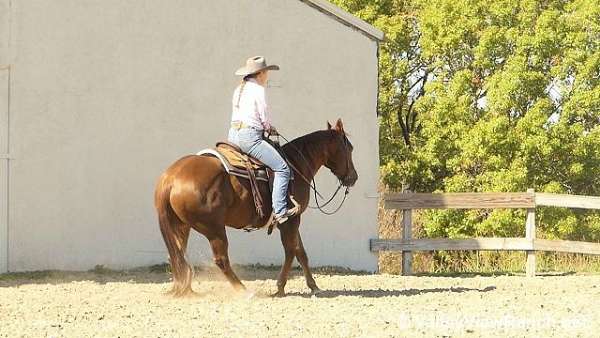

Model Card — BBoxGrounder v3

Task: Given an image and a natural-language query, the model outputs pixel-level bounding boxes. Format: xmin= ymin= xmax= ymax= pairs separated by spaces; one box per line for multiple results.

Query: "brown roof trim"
xmin=300 ymin=0 xmax=385 ymax=41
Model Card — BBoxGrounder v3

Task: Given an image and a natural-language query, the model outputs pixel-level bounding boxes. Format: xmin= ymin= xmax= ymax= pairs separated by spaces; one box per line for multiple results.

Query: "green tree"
xmin=332 ymin=0 xmax=600 ymax=243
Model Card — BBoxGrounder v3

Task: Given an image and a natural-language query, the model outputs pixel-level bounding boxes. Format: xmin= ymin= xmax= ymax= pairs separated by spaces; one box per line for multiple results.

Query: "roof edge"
xmin=300 ymin=0 xmax=385 ymax=42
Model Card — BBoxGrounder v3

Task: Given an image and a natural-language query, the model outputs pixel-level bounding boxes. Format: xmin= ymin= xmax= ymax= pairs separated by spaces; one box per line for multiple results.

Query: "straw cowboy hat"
xmin=235 ymin=56 xmax=280 ymax=76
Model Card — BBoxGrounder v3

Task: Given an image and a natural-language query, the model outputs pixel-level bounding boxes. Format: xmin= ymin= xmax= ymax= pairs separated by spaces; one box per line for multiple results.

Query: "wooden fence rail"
xmin=370 ymin=189 xmax=600 ymax=276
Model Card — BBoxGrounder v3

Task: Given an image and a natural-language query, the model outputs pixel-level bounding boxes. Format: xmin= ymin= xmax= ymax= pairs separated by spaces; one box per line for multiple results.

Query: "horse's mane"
xmin=282 ymin=129 xmax=331 ymax=166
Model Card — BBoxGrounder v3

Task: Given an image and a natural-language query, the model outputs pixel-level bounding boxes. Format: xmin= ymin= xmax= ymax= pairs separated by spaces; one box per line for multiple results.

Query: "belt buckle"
xmin=231 ymin=121 xmax=243 ymax=130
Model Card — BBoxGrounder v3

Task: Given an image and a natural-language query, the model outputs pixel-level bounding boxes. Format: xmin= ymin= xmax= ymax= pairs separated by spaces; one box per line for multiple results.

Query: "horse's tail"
xmin=154 ymin=175 xmax=194 ymax=296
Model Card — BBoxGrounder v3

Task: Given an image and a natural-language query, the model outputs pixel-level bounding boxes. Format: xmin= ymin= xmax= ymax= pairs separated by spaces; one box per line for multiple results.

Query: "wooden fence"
xmin=370 ymin=189 xmax=600 ymax=276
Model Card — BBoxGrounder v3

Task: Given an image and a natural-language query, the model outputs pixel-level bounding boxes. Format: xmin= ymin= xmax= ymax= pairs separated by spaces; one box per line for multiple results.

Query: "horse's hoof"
xmin=271 ymin=291 xmax=286 ymax=298
xmin=165 ymin=288 xmax=200 ymax=298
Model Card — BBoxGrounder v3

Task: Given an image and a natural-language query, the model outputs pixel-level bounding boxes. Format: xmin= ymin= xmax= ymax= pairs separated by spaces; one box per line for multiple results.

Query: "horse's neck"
xmin=283 ymin=131 xmax=329 ymax=181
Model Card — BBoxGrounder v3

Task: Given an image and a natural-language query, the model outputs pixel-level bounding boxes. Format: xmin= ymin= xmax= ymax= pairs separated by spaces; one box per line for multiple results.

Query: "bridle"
xmin=276 ymin=131 xmax=352 ymax=215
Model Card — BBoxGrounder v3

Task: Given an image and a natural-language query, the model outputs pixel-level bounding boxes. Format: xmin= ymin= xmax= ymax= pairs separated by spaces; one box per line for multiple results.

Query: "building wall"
xmin=3 ymin=0 xmax=380 ymax=273
xmin=0 ymin=0 xmax=10 ymax=274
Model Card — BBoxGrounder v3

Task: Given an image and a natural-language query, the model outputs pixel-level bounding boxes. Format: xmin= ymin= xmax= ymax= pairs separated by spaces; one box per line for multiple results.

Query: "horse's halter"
xmin=327 ymin=133 xmax=354 ymax=186
xmin=278 ymin=130 xmax=353 ymax=215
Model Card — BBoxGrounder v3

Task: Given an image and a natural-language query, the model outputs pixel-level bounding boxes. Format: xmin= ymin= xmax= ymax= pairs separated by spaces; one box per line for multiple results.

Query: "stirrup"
xmin=267 ymin=196 xmax=301 ymax=235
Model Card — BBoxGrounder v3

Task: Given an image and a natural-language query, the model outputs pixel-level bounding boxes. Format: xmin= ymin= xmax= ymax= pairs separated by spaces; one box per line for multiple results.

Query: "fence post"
xmin=402 ymin=189 xmax=413 ymax=276
xmin=526 ymin=188 xmax=536 ymax=277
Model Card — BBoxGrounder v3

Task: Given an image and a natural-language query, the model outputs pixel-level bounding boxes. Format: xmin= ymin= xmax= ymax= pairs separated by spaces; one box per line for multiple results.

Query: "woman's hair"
xmin=235 ymin=72 xmax=260 ymax=108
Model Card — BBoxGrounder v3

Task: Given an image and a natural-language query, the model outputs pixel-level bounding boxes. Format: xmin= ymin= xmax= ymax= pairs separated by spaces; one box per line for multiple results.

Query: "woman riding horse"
xmin=154 ymin=57 xmax=358 ymax=297
xmin=227 ymin=56 xmax=297 ymax=225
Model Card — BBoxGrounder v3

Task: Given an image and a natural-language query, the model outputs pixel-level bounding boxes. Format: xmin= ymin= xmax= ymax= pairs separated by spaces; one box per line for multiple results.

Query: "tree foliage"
xmin=331 ymin=0 xmax=600 ymax=241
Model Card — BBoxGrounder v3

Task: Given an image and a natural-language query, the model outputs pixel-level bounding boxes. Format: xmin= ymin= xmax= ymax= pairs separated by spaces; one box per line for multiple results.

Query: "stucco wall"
xmin=0 ymin=0 xmax=10 ymax=274
xmin=3 ymin=0 xmax=379 ymax=273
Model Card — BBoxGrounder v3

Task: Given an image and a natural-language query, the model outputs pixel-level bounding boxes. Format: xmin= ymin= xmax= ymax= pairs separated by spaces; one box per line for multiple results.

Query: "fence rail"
xmin=371 ymin=189 xmax=600 ymax=276
xmin=384 ymin=192 xmax=535 ymax=209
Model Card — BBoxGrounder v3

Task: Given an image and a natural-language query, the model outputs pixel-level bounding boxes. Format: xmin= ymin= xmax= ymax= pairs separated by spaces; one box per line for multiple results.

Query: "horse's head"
xmin=325 ymin=119 xmax=358 ymax=187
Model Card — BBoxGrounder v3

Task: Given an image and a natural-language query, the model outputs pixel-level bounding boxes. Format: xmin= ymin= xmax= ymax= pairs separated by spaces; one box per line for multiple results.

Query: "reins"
xmin=275 ymin=132 xmax=350 ymax=215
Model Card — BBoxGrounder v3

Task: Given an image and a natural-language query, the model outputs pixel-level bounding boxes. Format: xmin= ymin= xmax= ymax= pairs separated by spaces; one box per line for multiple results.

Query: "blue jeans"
xmin=228 ymin=127 xmax=291 ymax=216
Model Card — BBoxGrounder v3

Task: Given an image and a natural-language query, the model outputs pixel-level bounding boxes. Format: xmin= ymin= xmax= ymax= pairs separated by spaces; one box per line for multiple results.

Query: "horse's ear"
xmin=327 ymin=121 xmax=332 ymax=130
xmin=334 ymin=118 xmax=344 ymax=133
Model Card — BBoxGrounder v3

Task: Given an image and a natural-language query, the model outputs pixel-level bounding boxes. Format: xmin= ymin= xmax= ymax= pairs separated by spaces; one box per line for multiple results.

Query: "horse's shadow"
xmin=284 ymin=286 xmax=497 ymax=298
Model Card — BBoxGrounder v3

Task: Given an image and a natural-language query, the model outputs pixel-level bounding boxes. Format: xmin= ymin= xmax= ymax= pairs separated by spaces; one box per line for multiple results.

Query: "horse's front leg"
xmin=273 ymin=217 xmax=300 ymax=297
xmin=295 ymin=233 xmax=320 ymax=293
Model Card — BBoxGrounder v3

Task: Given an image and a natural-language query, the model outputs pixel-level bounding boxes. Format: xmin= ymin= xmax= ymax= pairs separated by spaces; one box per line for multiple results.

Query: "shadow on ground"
xmin=412 ymin=271 xmax=577 ymax=278
xmin=0 ymin=264 xmax=173 ymax=286
xmin=285 ymin=285 xmax=497 ymax=298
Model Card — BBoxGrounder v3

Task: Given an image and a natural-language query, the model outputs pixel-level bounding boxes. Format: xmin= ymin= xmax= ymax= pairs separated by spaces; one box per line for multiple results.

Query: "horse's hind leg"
xmin=205 ymin=226 xmax=245 ymax=291
xmin=295 ymin=233 xmax=320 ymax=293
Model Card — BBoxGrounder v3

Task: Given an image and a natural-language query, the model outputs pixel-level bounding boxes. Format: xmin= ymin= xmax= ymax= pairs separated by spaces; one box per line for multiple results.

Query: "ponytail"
xmin=235 ymin=79 xmax=247 ymax=108
xmin=235 ymin=73 xmax=258 ymax=108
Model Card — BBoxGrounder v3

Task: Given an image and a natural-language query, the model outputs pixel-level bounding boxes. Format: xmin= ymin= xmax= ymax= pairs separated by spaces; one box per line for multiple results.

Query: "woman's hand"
xmin=268 ymin=126 xmax=279 ymax=136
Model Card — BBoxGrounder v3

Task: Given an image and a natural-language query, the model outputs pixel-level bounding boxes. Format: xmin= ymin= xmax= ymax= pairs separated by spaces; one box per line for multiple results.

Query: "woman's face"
xmin=256 ymin=70 xmax=269 ymax=86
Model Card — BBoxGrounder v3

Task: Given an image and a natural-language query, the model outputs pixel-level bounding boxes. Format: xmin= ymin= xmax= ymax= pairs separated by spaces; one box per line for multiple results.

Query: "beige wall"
xmin=3 ymin=0 xmax=379 ymax=273
xmin=0 ymin=65 xmax=7 ymax=274
xmin=0 ymin=0 xmax=10 ymax=273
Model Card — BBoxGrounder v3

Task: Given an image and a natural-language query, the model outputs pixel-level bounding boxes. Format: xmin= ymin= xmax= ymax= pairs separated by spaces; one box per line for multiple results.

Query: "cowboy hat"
xmin=235 ymin=56 xmax=280 ymax=76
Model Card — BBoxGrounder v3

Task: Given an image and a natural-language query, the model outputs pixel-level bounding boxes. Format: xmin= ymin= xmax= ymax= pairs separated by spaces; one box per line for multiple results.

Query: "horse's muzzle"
xmin=343 ymin=172 xmax=358 ymax=187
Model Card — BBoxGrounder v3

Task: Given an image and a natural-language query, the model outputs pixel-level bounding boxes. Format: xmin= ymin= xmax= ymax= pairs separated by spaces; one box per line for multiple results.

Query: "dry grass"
xmin=377 ymin=184 xmax=600 ymax=275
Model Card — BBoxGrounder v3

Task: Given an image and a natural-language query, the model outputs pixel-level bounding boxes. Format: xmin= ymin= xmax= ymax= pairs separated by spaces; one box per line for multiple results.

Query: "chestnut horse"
xmin=154 ymin=119 xmax=357 ymax=297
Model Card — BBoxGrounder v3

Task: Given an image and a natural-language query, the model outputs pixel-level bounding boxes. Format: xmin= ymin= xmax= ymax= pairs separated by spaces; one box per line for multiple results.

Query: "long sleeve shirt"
xmin=230 ymin=78 xmax=272 ymax=131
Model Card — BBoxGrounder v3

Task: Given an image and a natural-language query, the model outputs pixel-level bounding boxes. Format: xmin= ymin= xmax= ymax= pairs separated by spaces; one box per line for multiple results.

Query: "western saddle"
xmin=214 ymin=142 xmax=271 ymax=182
xmin=198 ymin=141 xmax=299 ymax=233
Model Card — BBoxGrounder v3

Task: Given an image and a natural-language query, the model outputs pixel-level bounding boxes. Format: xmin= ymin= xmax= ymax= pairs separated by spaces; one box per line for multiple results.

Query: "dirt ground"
xmin=0 ymin=266 xmax=598 ymax=338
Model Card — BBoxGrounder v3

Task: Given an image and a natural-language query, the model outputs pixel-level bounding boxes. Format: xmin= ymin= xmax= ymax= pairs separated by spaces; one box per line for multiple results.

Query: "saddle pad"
xmin=196 ymin=148 xmax=269 ymax=182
